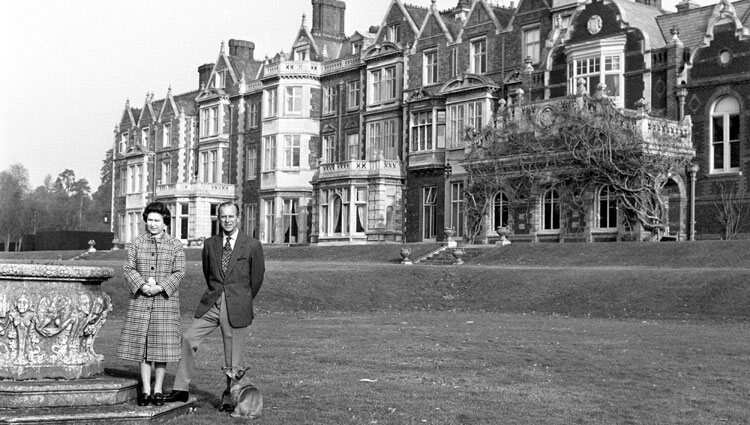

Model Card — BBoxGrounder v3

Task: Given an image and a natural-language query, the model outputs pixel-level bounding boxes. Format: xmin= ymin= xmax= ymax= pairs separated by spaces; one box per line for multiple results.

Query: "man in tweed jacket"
xmin=167 ymin=202 xmax=265 ymax=411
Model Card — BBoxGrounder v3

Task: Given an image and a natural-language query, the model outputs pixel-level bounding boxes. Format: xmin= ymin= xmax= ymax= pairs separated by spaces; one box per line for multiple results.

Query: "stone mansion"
xmin=112 ymin=0 xmax=750 ymax=245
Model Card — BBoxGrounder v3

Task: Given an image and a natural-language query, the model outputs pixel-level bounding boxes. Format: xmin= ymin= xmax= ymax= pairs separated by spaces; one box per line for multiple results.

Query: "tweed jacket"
xmin=116 ymin=232 xmax=185 ymax=363
xmin=196 ymin=232 xmax=264 ymax=328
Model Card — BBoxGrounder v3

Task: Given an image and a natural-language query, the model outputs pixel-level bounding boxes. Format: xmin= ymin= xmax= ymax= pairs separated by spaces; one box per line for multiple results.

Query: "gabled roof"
xmin=136 ymin=94 xmax=157 ymax=126
xmin=506 ymin=0 xmax=550 ymax=30
xmin=119 ymin=100 xmax=137 ymax=129
xmin=416 ymin=2 xmax=456 ymax=47
xmin=656 ymin=0 xmax=750 ymax=49
xmin=159 ymin=87 xmax=179 ymax=119
xmin=457 ymin=0 xmax=506 ymax=39
xmin=373 ymin=0 xmax=425 ymax=42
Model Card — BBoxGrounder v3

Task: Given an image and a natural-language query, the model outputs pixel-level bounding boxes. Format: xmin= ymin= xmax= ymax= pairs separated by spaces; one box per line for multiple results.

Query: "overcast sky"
xmin=0 ymin=0 xmax=709 ymax=190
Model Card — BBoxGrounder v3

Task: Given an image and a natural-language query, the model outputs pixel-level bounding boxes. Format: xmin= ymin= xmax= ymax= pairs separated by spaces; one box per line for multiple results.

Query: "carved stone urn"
xmin=400 ymin=247 xmax=412 ymax=264
xmin=444 ymin=227 xmax=457 ymax=248
xmin=0 ymin=263 xmax=113 ymax=380
xmin=496 ymin=226 xmax=512 ymax=246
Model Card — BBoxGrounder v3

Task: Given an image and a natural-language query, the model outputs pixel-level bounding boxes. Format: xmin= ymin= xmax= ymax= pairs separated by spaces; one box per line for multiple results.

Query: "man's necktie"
xmin=221 ymin=236 xmax=232 ymax=276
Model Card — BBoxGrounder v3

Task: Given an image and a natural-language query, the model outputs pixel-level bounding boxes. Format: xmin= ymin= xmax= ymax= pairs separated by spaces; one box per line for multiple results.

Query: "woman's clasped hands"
xmin=142 ymin=277 xmax=163 ymax=297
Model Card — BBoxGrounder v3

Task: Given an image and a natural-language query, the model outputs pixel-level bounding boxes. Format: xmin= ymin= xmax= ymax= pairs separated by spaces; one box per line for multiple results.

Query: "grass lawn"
xmin=97 ymin=312 xmax=749 ymax=425
xmin=2 ymin=241 xmax=750 ymax=424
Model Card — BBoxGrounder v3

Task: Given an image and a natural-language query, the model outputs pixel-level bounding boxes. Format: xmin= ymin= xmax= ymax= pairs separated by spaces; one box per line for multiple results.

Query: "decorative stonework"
xmin=587 ymin=15 xmax=602 ymax=35
xmin=0 ymin=264 xmax=114 ymax=380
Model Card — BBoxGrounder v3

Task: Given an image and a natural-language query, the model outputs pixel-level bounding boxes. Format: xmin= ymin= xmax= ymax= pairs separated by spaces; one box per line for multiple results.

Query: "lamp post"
xmin=689 ymin=162 xmax=699 ymax=241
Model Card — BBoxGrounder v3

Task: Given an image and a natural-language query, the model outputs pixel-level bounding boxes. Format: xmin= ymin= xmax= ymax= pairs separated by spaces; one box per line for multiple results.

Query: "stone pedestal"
xmin=0 ymin=264 xmax=194 ymax=424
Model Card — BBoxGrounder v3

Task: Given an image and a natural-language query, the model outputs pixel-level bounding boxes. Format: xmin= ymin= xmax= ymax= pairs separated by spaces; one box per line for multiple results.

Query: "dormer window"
xmin=120 ymin=132 xmax=128 ymax=153
xmin=213 ymin=71 xmax=224 ymax=89
xmin=386 ymin=24 xmax=400 ymax=43
xmin=353 ymin=43 xmax=362 ymax=55
xmin=141 ymin=127 xmax=149 ymax=146
xmin=295 ymin=49 xmax=308 ymax=61
xmin=162 ymin=123 xmax=171 ymax=148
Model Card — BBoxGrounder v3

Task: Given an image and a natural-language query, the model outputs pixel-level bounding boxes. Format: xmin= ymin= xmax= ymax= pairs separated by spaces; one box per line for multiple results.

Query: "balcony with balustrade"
xmin=263 ymin=60 xmax=322 ymax=79
xmin=156 ymin=181 xmax=235 ymax=199
xmin=314 ymin=158 xmax=406 ymax=183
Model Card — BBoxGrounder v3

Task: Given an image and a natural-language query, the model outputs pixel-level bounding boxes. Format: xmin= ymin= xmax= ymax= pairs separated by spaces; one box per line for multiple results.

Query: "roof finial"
xmin=167 ymin=85 xmax=172 ymax=95
xmin=302 ymin=13 xmax=307 ymax=28
xmin=220 ymin=40 xmax=226 ymax=55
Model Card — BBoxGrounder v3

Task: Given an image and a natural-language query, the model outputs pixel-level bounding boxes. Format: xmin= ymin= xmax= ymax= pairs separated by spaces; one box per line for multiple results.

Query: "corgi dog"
xmin=223 ymin=366 xmax=263 ymax=419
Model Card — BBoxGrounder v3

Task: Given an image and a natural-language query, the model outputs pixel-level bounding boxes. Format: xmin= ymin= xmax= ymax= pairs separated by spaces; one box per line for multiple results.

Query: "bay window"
xmin=283 ymin=135 xmax=300 ymax=168
xmin=411 ymin=111 xmax=433 ymax=152
xmin=285 ymin=86 xmax=302 ymax=115
xmin=262 ymin=136 xmax=276 ymax=171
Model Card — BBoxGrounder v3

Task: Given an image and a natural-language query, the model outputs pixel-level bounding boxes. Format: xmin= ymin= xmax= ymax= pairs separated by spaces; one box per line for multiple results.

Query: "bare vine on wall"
xmin=463 ymin=93 xmax=693 ymax=242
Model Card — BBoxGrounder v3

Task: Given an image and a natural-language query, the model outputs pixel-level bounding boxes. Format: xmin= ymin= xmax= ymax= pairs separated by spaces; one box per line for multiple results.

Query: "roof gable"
xmin=374 ymin=0 xmax=422 ymax=43
xmin=136 ymin=94 xmax=157 ymax=126
xmin=119 ymin=100 xmax=137 ymax=129
xmin=415 ymin=3 xmax=455 ymax=48
xmin=159 ymin=87 xmax=179 ymax=119
xmin=458 ymin=0 xmax=504 ymax=39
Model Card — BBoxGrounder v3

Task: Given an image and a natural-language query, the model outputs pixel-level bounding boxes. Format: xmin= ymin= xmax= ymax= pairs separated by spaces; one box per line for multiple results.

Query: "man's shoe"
xmin=165 ymin=390 xmax=189 ymax=403
xmin=218 ymin=403 xmax=234 ymax=412
xmin=152 ymin=392 xmax=165 ymax=406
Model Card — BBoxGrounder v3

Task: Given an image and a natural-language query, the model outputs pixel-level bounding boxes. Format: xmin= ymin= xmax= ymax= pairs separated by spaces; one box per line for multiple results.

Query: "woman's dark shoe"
xmin=137 ymin=392 xmax=151 ymax=406
xmin=152 ymin=392 xmax=165 ymax=406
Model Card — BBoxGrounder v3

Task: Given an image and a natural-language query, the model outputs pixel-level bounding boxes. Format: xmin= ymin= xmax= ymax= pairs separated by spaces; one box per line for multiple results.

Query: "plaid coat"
xmin=116 ymin=232 xmax=185 ymax=363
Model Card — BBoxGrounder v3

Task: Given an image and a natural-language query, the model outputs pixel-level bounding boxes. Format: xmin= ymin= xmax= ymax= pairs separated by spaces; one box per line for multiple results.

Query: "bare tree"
xmin=712 ymin=180 xmax=750 ymax=240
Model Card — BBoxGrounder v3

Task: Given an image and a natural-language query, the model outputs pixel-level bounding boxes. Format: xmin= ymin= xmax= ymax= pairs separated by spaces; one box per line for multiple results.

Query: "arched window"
xmin=597 ymin=186 xmax=618 ymax=229
xmin=542 ymin=189 xmax=560 ymax=231
xmin=493 ymin=191 xmax=509 ymax=229
xmin=710 ymin=96 xmax=740 ymax=174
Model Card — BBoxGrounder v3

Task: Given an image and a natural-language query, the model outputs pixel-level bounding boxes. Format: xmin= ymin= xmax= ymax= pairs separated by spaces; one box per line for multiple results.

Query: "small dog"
xmin=223 ymin=366 xmax=263 ymax=419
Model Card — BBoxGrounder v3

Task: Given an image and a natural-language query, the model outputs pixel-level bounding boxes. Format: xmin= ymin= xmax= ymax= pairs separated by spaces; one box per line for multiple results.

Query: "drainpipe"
xmin=689 ymin=162 xmax=699 ymax=240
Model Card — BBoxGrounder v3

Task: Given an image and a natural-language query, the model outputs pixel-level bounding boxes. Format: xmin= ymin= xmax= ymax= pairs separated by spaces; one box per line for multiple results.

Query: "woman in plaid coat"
xmin=116 ymin=202 xmax=185 ymax=407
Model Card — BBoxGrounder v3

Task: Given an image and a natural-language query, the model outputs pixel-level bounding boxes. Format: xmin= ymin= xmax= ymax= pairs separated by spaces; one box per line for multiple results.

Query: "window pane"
xmin=713 ymin=143 xmax=724 ymax=169
xmin=730 ymin=141 xmax=740 ymax=168
xmin=729 ymin=115 xmax=739 ymax=141
xmin=713 ymin=117 xmax=724 ymax=143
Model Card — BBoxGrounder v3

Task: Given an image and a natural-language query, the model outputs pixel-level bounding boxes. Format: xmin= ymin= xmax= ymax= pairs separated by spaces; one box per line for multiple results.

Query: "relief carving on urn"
xmin=0 ymin=291 xmax=112 ymax=367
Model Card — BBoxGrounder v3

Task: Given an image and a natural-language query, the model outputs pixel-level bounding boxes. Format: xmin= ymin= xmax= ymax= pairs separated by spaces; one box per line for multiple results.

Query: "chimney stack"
xmin=229 ymin=39 xmax=255 ymax=61
xmin=198 ymin=63 xmax=214 ymax=90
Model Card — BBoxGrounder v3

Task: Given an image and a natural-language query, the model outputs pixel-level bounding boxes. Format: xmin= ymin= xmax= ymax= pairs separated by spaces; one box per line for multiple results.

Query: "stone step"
xmin=0 ymin=396 xmax=196 ymax=424
xmin=0 ymin=376 xmax=137 ymax=409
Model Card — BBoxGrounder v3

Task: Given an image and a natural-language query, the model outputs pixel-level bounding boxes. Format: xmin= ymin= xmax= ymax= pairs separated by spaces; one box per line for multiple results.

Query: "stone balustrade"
xmin=316 ymin=158 xmax=405 ymax=180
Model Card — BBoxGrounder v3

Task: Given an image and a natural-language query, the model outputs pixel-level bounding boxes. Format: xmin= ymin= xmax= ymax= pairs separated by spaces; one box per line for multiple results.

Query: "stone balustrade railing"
xmin=316 ymin=158 xmax=405 ymax=180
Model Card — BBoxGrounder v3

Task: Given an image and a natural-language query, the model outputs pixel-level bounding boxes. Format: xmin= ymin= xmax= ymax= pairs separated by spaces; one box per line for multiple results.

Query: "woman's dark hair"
xmin=142 ymin=202 xmax=171 ymax=226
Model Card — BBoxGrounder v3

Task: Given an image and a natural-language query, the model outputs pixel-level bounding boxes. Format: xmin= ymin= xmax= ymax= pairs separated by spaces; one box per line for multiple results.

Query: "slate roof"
xmin=404 ymin=4 xmax=430 ymax=27
xmin=611 ymin=0 xmax=668 ymax=48
xmin=173 ymin=90 xmax=199 ymax=116
xmin=491 ymin=4 xmax=515 ymax=28
xmin=656 ymin=0 xmax=750 ymax=49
